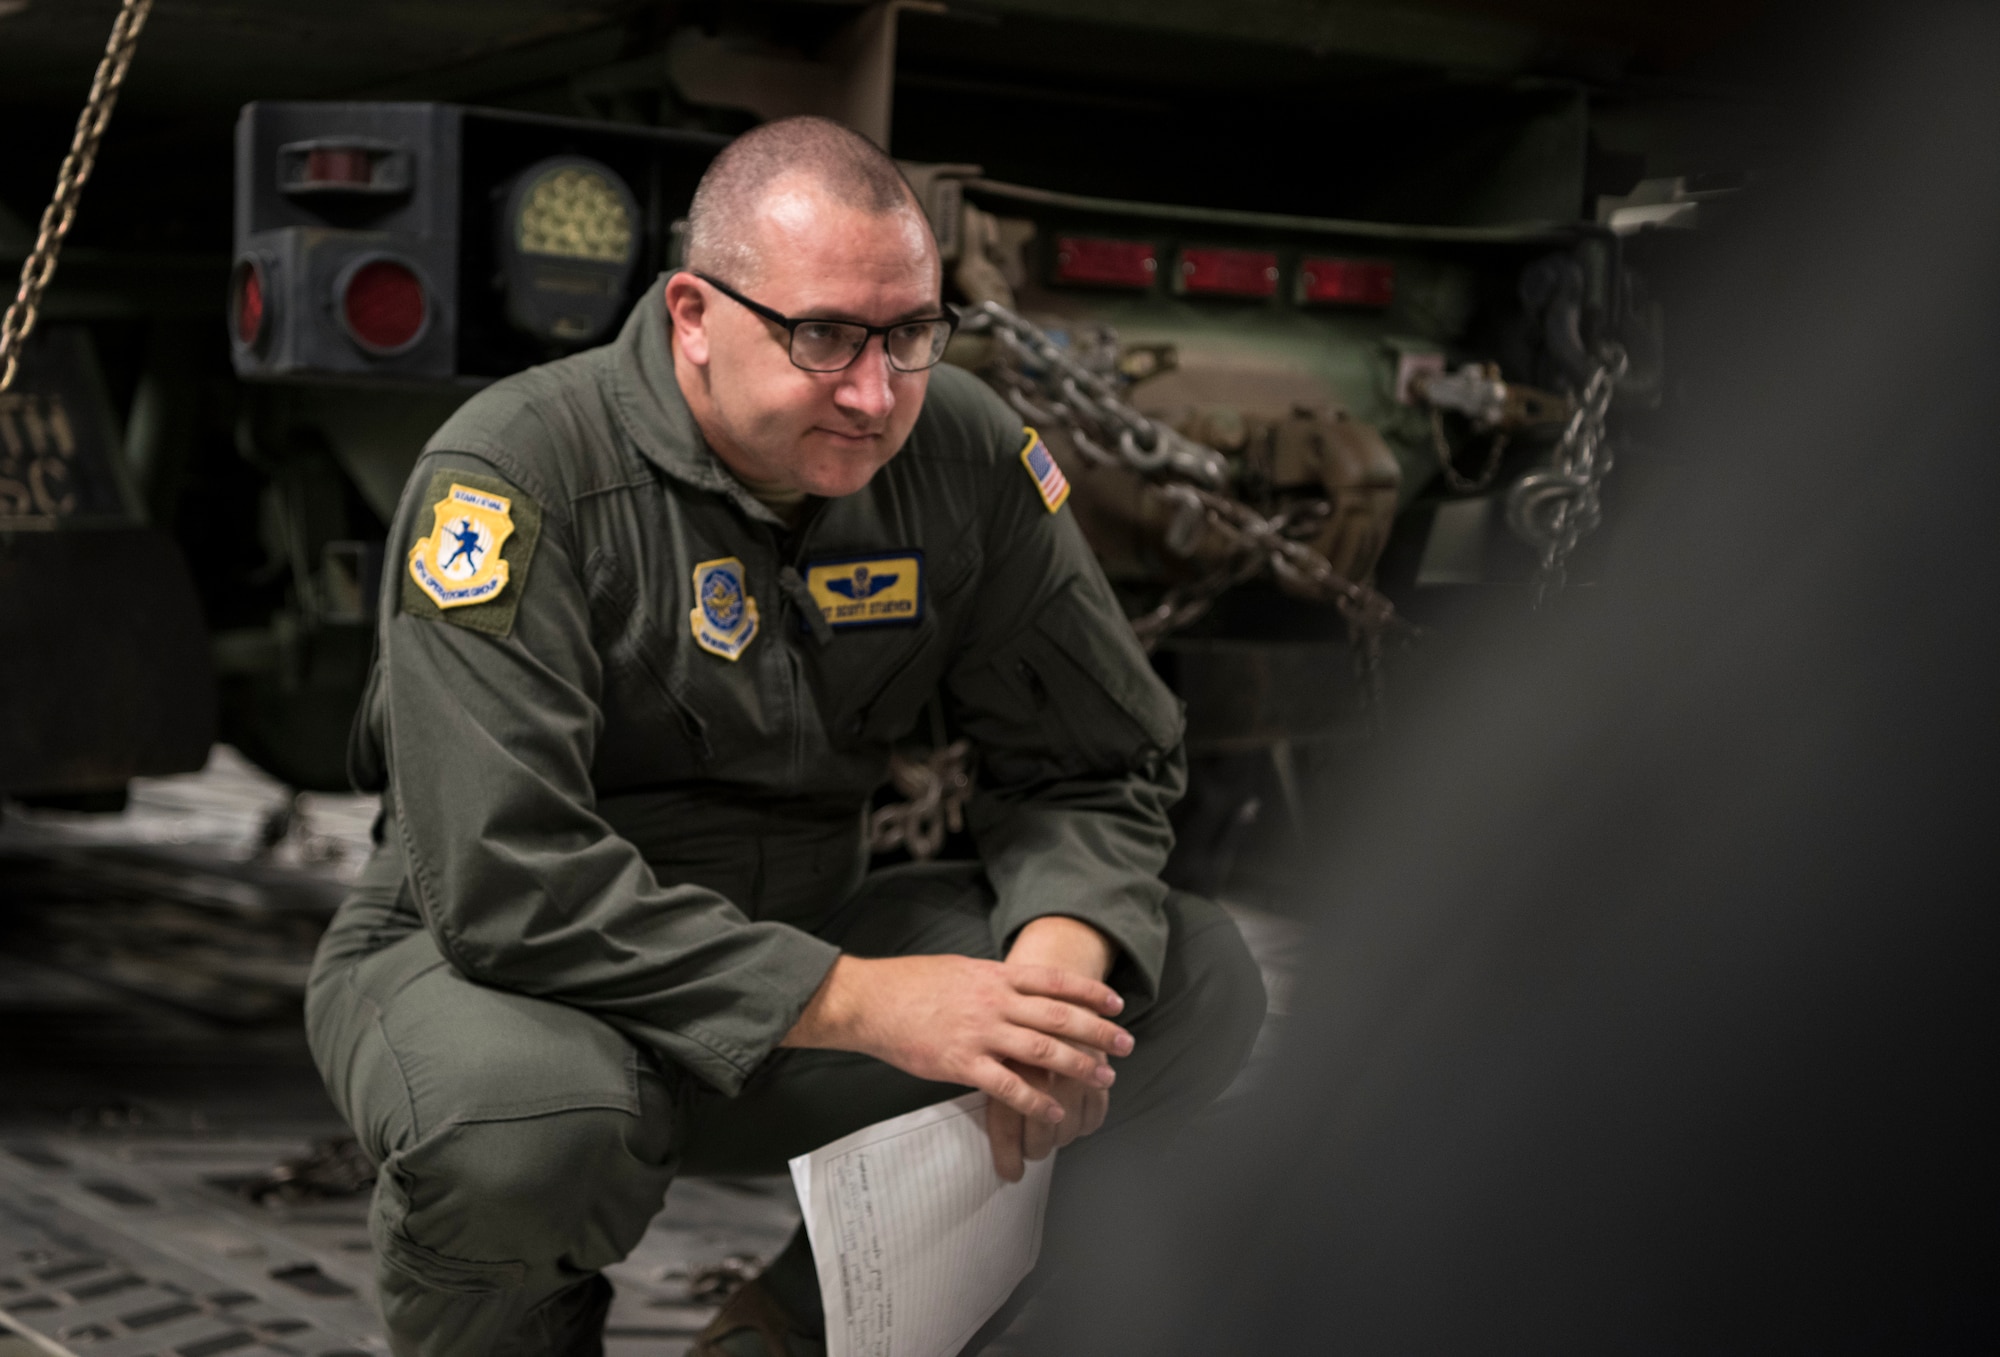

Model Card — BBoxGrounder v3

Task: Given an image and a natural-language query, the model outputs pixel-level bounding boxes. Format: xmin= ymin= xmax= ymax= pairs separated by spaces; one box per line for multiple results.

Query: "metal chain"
xmin=962 ymin=301 xmax=1230 ymax=487
xmin=867 ymin=740 xmax=973 ymax=861
xmin=1128 ymin=485 xmax=1401 ymax=644
xmin=0 ymin=0 xmax=156 ymax=393
xmin=1429 ymin=406 xmax=1510 ymax=494
xmin=963 ymin=300 xmax=1410 ymax=665
xmin=1504 ymin=346 xmax=1629 ymax=608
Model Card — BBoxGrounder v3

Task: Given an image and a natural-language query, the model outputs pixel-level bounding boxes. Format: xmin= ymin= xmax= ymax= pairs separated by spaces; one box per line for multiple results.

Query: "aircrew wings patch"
xmin=804 ymin=552 xmax=924 ymax=628
xmin=1019 ymin=426 xmax=1070 ymax=513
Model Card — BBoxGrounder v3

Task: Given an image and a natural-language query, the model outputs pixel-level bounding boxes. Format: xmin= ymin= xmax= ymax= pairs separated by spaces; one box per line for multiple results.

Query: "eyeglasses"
xmin=693 ymin=271 xmax=959 ymax=373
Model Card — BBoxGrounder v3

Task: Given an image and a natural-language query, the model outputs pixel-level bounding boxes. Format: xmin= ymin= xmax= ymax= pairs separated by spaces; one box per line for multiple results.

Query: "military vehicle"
xmin=0 ymin=4 xmax=1774 ymax=1354
xmin=0 ymin=0 xmax=1762 ymax=896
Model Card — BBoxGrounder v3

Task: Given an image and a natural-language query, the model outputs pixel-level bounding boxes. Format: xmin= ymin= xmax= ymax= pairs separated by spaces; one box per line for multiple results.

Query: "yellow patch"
xmin=408 ymin=483 xmax=518 ymax=609
xmin=804 ymin=553 xmax=925 ymax=629
xmin=690 ymin=556 xmax=760 ymax=660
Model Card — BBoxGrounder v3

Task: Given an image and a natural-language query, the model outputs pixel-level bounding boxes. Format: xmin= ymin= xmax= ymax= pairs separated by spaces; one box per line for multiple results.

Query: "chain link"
xmin=1504 ymin=346 xmax=1629 ymax=608
xmin=1429 ymin=406 xmax=1510 ymax=494
xmin=963 ymin=301 xmax=1230 ymax=487
xmin=0 ymin=0 xmax=156 ymax=393
xmin=963 ymin=301 xmax=1410 ymax=667
xmin=867 ymin=740 xmax=973 ymax=861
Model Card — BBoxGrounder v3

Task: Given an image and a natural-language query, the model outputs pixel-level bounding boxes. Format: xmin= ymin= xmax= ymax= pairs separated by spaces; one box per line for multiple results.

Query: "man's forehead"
xmin=741 ymin=179 xmax=938 ymax=304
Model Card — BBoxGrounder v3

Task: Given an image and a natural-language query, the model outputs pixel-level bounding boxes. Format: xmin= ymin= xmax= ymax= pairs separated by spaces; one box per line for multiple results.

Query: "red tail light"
xmin=1052 ymin=237 xmax=1158 ymax=288
xmin=339 ymin=257 xmax=427 ymax=354
xmin=231 ymin=256 xmax=267 ymax=350
xmin=1300 ymin=257 xmax=1394 ymax=307
xmin=304 ymin=146 xmax=375 ymax=188
xmin=1177 ymin=247 xmax=1279 ymax=298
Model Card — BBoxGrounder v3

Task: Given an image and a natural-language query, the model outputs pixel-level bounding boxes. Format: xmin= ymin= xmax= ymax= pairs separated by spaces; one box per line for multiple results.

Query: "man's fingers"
xmin=1006 ymin=963 xmax=1125 ymax=1017
xmin=986 ymin=1097 xmax=1025 ymax=1183
xmin=1023 ymin=1108 xmax=1058 ymax=1161
xmin=992 ymin=1027 xmax=1112 ymax=1085
xmin=970 ymin=1057 xmax=1064 ymax=1125
xmin=1081 ymin=1088 xmax=1109 ymax=1137
xmin=1007 ymin=996 xmax=1134 ymax=1057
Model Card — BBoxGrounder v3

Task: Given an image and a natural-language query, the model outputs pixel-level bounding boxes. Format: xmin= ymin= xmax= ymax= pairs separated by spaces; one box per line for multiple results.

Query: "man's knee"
xmin=1127 ymin=892 xmax=1267 ymax=1114
xmin=1160 ymin=891 xmax=1268 ymax=1054
xmin=376 ymin=1102 xmax=669 ymax=1293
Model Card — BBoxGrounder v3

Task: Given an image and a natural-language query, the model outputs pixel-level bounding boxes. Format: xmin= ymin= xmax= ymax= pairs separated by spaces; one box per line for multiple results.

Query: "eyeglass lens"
xmin=790 ymin=319 xmax=953 ymax=373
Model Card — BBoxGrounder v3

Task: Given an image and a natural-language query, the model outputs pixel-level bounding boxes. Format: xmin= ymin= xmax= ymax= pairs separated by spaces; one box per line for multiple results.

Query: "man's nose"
xmin=833 ymin=338 xmax=896 ymax=422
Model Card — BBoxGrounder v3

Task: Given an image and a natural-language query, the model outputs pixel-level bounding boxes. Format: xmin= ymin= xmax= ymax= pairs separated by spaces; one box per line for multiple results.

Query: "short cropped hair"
xmin=684 ymin=116 xmax=931 ymax=283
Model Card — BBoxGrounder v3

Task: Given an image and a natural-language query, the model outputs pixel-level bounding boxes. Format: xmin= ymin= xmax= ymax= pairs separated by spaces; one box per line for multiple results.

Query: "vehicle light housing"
xmin=1051 ymin=237 xmax=1158 ymax=289
xmin=1176 ymin=247 xmax=1279 ymax=298
xmin=1299 ymin=257 xmax=1395 ymax=307
xmin=278 ymin=138 xmax=412 ymax=197
xmin=499 ymin=155 xmax=641 ymax=346
xmin=336 ymin=256 xmax=429 ymax=355
xmin=230 ymin=255 xmax=269 ymax=352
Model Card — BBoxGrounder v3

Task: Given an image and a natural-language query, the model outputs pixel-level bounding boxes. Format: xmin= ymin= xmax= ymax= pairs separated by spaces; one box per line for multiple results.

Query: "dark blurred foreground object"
xmin=1024 ymin=7 xmax=2000 ymax=1352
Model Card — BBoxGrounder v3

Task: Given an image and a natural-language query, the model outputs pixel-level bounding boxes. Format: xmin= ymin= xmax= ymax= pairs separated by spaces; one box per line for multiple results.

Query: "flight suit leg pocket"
xmin=306 ymin=949 xmax=421 ymax=1168
xmin=371 ymin=1129 xmax=530 ymax=1295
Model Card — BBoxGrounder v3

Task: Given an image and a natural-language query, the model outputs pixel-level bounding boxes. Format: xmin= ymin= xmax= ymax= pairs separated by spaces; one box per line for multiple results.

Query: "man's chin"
xmin=798 ymin=436 xmax=899 ymax=498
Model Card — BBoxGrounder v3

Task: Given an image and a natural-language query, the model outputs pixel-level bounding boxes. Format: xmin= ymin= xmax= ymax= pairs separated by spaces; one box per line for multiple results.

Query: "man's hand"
xmin=782 ymin=939 xmax=1131 ymax=1148
xmin=986 ymin=917 xmax=1120 ymax=1183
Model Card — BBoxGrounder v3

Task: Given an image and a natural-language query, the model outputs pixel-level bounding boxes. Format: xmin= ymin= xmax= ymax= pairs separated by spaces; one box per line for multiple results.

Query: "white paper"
xmin=789 ymin=1092 xmax=1053 ymax=1357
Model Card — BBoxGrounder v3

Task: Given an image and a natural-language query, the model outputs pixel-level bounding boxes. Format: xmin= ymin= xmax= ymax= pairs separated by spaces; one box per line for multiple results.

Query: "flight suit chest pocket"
xmin=1015 ymin=579 xmax=1184 ymax=772
xmin=814 ymin=541 xmax=977 ymax=747
xmin=589 ymin=562 xmax=714 ymax=780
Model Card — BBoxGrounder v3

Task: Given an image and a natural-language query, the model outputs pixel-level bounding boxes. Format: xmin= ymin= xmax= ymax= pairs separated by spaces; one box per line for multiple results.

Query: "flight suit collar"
xmin=608 ymin=272 xmax=788 ymax=528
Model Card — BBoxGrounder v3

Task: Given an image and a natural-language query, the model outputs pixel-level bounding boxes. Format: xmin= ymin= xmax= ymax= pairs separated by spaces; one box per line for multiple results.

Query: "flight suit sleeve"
xmin=943 ymin=421 xmax=1188 ymax=1010
xmin=379 ymin=448 xmax=838 ymax=1096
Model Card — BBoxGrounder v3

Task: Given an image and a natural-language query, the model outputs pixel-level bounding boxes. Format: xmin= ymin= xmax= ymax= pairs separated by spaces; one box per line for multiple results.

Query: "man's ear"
xmin=663 ymin=273 xmax=711 ymax=366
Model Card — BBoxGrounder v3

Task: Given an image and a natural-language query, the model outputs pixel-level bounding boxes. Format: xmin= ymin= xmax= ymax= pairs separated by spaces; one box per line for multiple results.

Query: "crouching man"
xmin=306 ymin=115 xmax=1265 ymax=1357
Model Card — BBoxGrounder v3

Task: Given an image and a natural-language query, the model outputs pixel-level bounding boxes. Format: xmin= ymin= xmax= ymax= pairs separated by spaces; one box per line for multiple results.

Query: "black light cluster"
xmin=230 ymin=102 xmax=725 ymax=385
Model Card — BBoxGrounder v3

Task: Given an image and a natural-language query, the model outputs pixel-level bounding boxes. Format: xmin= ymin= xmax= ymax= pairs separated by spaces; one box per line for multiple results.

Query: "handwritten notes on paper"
xmin=789 ymin=1093 xmax=1054 ymax=1357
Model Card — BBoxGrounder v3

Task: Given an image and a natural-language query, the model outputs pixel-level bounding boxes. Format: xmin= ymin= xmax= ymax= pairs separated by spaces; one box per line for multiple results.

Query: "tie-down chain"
xmin=959 ymin=302 xmax=1411 ymax=672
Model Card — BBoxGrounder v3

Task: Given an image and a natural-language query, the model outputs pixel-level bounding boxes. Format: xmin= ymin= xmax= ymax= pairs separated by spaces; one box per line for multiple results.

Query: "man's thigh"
xmin=307 ymin=928 xmax=651 ymax=1162
xmin=676 ymin=863 xmax=1267 ymax=1175
xmin=306 ymin=930 xmax=677 ymax=1294
xmin=678 ymin=861 xmax=990 ymax=1175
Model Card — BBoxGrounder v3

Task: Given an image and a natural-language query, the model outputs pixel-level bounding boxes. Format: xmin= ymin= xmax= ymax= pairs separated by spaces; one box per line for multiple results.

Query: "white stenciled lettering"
xmin=0 ymin=393 xmax=82 ymax=520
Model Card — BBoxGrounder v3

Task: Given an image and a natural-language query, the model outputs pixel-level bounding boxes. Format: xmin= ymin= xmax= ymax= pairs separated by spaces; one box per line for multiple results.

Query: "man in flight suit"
xmin=307 ymin=115 xmax=1265 ymax=1357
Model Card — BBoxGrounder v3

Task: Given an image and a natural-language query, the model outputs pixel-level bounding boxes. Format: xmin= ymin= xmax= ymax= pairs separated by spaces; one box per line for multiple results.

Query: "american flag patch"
xmin=1019 ymin=427 xmax=1070 ymax=513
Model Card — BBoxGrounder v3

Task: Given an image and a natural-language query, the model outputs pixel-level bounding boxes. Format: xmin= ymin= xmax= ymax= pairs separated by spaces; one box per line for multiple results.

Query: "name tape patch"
xmin=1020 ymin=426 xmax=1070 ymax=513
xmin=409 ymin=483 xmax=517 ymax=609
xmin=804 ymin=552 xmax=925 ymax=629
xmin=690 ymin=556 xmax=760 ymax=660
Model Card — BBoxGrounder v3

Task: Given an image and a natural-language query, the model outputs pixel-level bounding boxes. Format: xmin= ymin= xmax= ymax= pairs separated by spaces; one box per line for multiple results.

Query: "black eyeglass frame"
xmin=692 ymin=271 xmax=960 ymax=373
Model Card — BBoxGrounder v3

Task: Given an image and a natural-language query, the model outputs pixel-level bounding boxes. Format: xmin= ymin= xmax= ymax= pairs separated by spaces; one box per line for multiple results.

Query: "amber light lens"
xmin=232 ymin=258 xmax=266 ymax=348
xmin=342 ymin=258 xmax=426 ymax=353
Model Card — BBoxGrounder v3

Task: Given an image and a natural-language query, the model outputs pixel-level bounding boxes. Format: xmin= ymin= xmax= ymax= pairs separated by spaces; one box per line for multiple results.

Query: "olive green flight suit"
xmin=306 ymin=278 xmax=1266 ymax=1356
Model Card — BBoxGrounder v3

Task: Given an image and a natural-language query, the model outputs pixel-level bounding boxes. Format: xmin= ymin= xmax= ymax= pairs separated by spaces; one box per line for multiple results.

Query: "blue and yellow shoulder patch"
xmin=1019 ymin=426 xmax=1070 ymax=513
xmin=804 ymin=552 xmax=925 ymax=629
xmin=401 ymin=467 xmax=542 ymax=637
xmin=690 ymin=556 xmax=760 ymax=660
